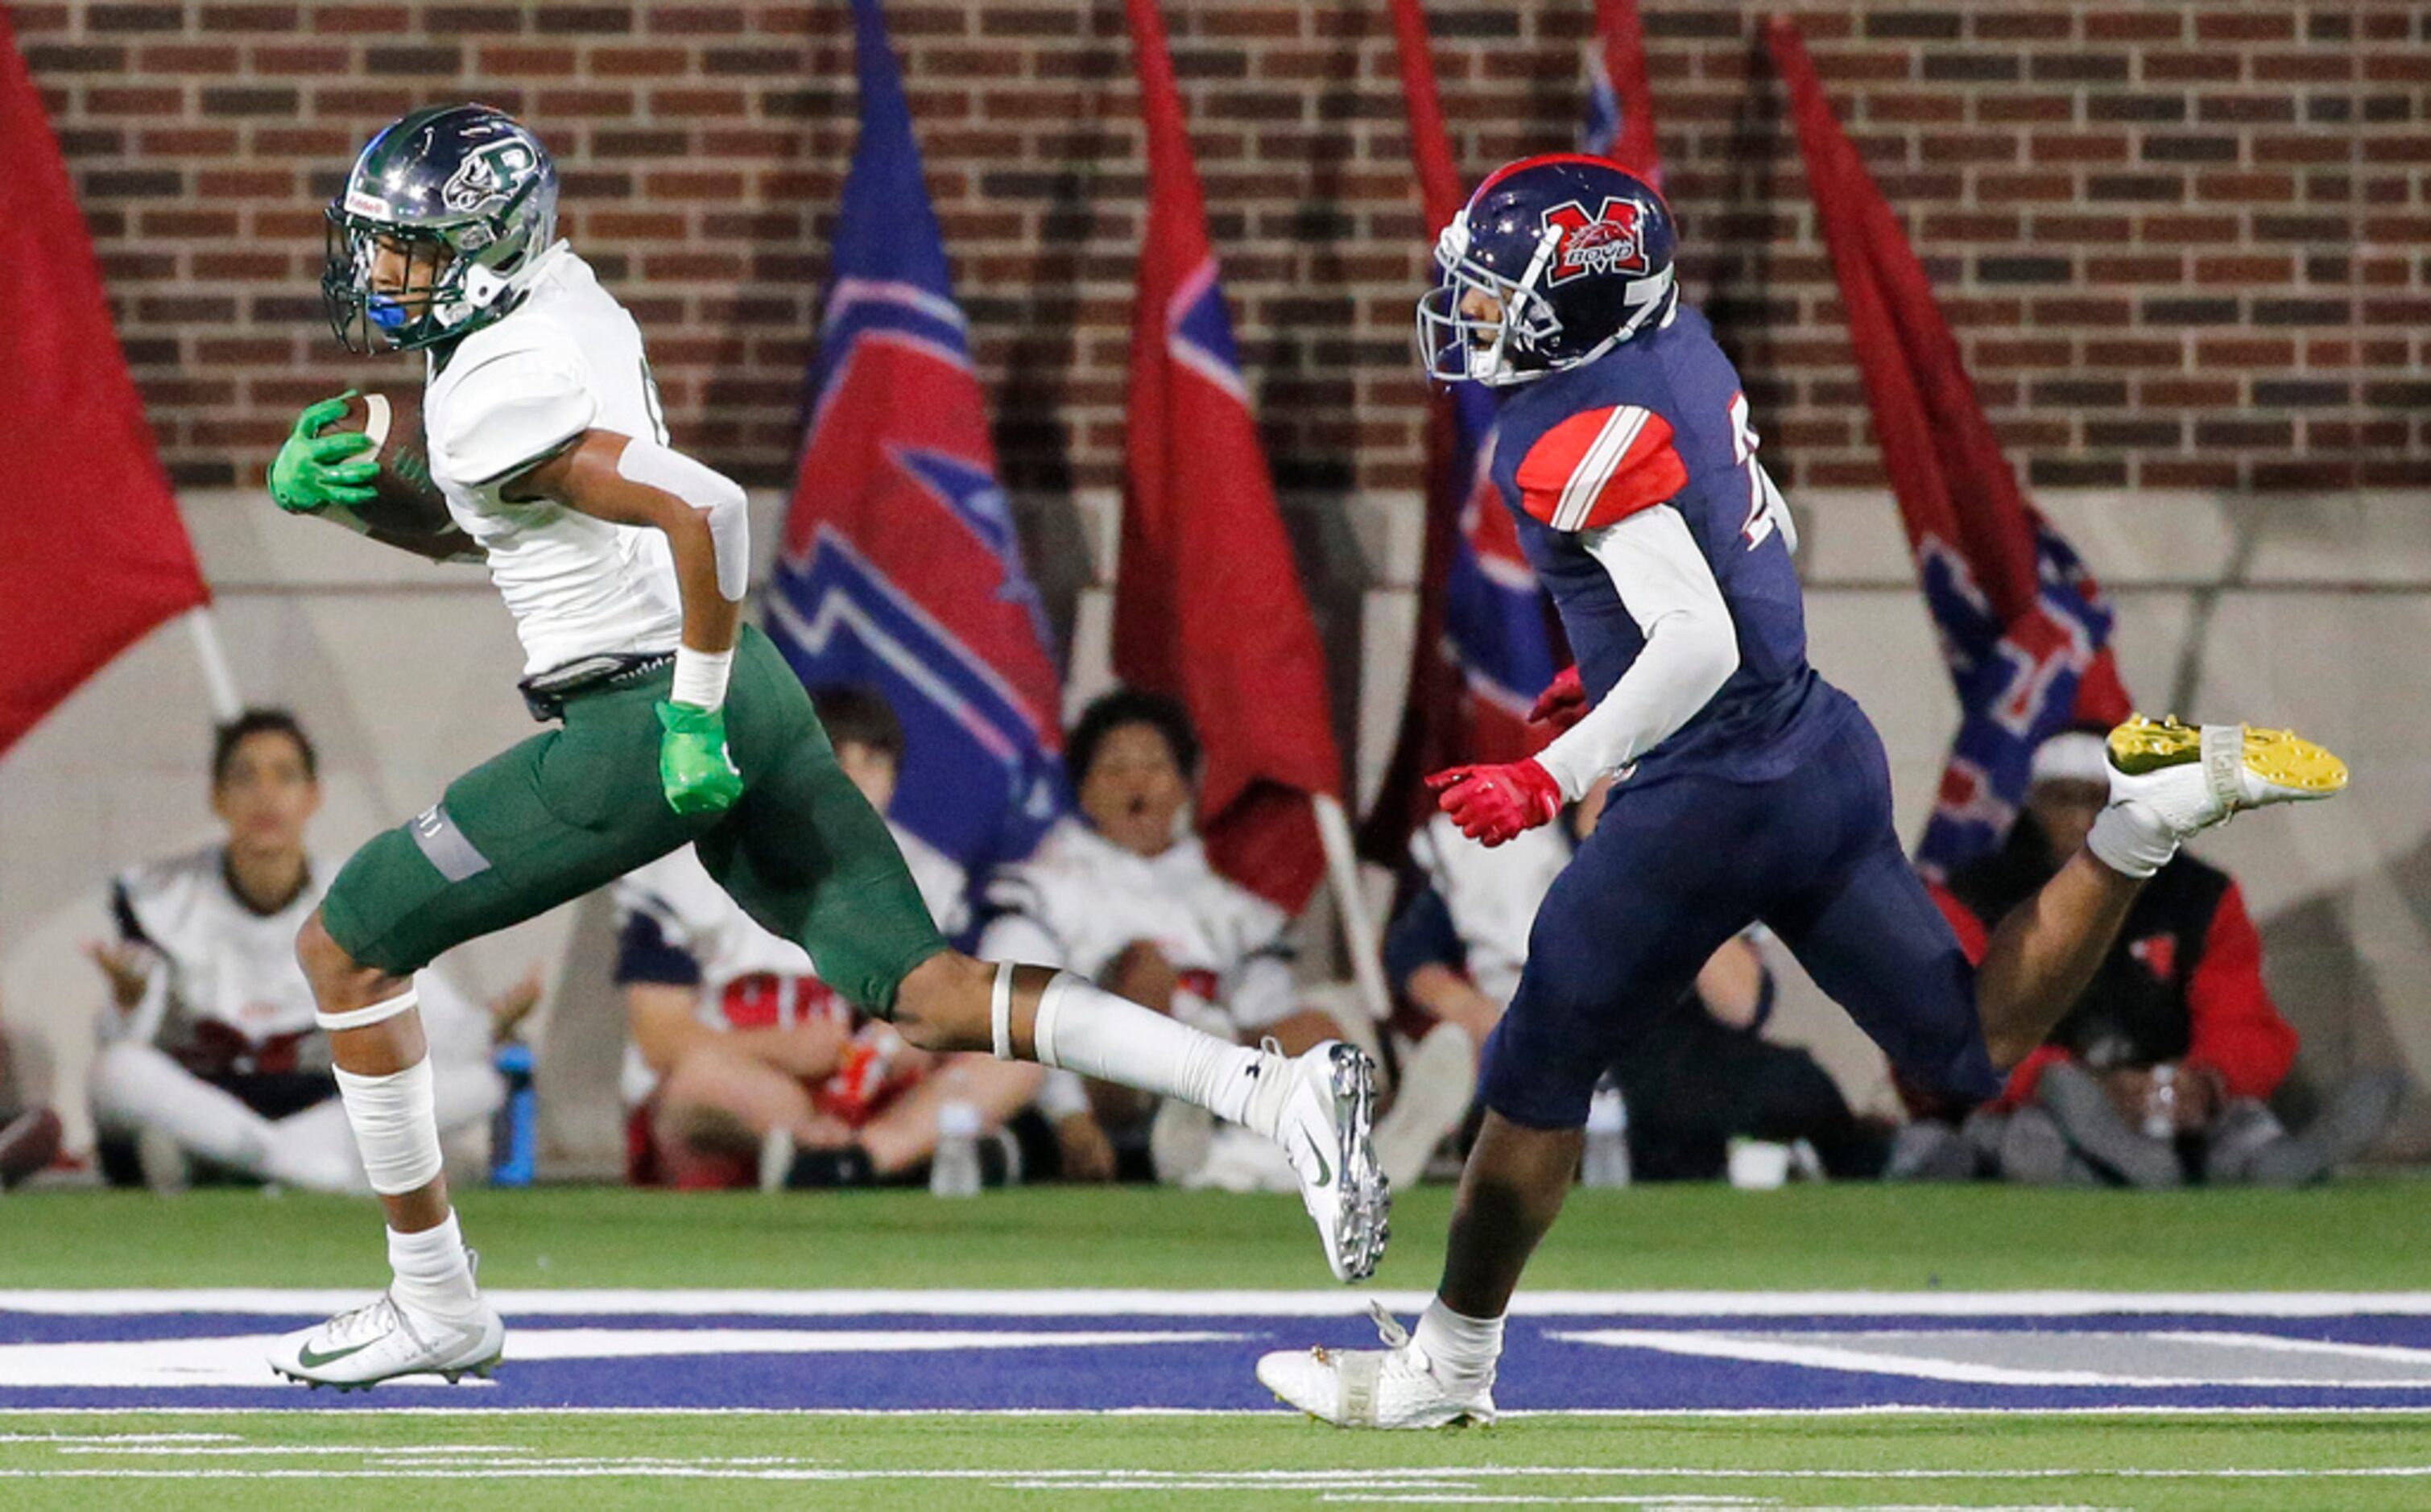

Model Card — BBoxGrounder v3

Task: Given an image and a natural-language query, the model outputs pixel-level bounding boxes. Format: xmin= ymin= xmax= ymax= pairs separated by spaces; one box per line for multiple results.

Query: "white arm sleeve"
xmin=616 ymin=437 xmax=750 ymax=603
xmin=1535 ymin=504 xmax=1742 ymax=800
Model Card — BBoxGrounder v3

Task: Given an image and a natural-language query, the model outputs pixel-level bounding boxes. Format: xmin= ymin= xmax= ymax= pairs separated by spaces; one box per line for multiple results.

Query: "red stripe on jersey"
xmin=1515 ymin=405 xmax=1689 ymax=532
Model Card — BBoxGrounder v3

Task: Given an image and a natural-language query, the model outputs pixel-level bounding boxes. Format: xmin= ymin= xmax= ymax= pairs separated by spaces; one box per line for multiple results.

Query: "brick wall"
xmin=17 ymin=0 xmax=2430 ymax=497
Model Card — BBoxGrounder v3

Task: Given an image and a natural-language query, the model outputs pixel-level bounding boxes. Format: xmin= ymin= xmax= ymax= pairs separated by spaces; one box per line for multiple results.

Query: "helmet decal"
xmin=440 ymin=138 xmax=538 ymax=217
xmin=1543 ymin=198 xmax=1650 ymax=285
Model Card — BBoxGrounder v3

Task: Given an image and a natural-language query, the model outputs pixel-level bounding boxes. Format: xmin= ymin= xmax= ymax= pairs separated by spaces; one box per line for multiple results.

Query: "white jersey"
xmin=422 ymin=243 xmax=684 ymax=676
xmin=1410 ymin=813 xmax=1573 ymax=1009
xmin=108 ymin=846 xmax=493 ymax=1079
xmin=977 ymin=820 xmax=1296 ymax=1037
xmin=110 ymin=845 xmax=328 ymax=1072
xmin=611 ymin=831 xmax=970 ymax=1105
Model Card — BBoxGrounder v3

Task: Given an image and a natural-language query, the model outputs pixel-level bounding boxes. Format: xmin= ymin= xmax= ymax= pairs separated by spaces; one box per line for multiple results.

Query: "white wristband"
xmin=670 ymin=645 xmax=734 ymax=710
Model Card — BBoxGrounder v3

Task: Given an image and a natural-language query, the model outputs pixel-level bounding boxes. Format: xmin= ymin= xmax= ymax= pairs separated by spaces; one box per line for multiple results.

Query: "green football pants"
xmin=319 ymin=626 xmax=948 ymax=1014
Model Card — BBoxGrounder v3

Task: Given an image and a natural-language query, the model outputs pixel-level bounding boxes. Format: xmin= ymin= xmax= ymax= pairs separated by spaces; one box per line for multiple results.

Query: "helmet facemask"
xmin=325 ymin=215 xmax=457 ymax=353
xmin=1416 ymin=219 xmax=1567 ymax=387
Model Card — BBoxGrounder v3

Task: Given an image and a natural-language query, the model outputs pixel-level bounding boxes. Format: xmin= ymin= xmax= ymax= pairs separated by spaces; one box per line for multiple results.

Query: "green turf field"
xmin=0 ymin=1180 xmax=2423 ymax=1510
xmin=4 ymin=1410 xmax=2428 ymax=1510
xmin=2 ymin=1178 xmax=2425 ymax=1291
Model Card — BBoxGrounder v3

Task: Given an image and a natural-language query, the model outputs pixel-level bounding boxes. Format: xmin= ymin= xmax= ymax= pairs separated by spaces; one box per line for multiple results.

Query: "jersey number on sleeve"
xmin=1729 ymin=391 xmax=1795 ymax=552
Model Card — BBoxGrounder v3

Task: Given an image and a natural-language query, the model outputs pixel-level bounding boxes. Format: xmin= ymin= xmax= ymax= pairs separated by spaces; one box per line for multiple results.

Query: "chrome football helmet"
xmin=321 ymin=103 xmax=560 ymax=353
xmin=1416 ymin=154 xmax=1678 ymax=386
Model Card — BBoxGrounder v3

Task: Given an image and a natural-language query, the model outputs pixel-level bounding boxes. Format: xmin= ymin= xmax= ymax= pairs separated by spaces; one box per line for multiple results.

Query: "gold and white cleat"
xmin=2107 ymin=715 xmax=2347 ymax=818
xmin=2089 ymin=716 xmax=2346 ymax=878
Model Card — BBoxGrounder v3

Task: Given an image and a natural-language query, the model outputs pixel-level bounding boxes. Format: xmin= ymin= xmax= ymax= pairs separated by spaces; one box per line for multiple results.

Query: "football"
xmin=307 ymin=389 xmax=482 ymax=562
xmin=316 ymin=388 xmax=457 ymax=540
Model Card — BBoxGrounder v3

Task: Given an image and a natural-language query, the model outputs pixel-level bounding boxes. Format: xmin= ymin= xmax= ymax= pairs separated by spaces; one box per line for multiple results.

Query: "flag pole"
xmin=1313 ymin=792 xmax=1392 ymax=1023
xmin=182 ymin=605 xmax=242 ymax=723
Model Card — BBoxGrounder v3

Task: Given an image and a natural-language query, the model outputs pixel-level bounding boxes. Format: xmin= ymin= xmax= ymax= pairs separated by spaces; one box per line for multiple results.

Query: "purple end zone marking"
xmin=3 ymin=1308 xmax=2429 ymax=1413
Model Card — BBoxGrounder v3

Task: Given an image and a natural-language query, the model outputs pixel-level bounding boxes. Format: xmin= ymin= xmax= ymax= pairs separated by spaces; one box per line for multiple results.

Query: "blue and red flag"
xmin=1117 ymin=0 xmax=1342 ymax=911
xmin=1771 ymin=19 xmax=2131 ymax=879
xmin=1360 ymin=0 xmax=1566 ymax=858
xmin=769 ymin=0 xmax=1065 ymax=886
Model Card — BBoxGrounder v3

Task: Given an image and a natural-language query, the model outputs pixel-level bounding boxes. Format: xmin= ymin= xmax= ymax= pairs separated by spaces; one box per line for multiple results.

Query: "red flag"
xmin=1387 ymin=0 xmax=1465 ymax=237
xmin=1116 ymin=0 xmax=1342 ymax=910
xmin=0 ymin=10 xmax=209 ymax=756
xmin=1770 ymin=18 xmax=2129 ymax=874
xmin=1590 ymin=0 xmax=1664 ymax=186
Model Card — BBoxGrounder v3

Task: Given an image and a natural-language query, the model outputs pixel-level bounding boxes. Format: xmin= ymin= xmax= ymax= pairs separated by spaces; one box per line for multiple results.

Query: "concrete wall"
xmin=4 ymin=484 xmax=2424 ymax=1163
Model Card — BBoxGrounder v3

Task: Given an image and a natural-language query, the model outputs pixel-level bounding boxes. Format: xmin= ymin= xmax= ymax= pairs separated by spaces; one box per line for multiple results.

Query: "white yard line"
xmin=3 ymin=1289 xmax=2429 ymax=1317
xmin=9 ymin=1403 xmax=2431 ymax=1419
xmin=1545 ymin=1328 xmax=2431 ymax=1388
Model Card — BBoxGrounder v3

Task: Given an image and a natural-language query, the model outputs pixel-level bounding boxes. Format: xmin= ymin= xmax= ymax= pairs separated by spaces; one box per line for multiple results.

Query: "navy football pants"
xmin=1481 ymin=705 xmax=2003 ymax=1130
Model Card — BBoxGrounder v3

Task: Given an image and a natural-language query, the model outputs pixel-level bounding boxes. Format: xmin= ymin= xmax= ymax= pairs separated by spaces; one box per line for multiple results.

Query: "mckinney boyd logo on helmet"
xmin=441 ymin=139 xmax=538 ymax=216
xmin=1542 ymin=198 xmax=1650 ymax=286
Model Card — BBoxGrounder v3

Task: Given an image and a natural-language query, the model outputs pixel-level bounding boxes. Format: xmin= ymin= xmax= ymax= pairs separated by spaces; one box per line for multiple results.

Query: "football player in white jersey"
xmin=259 ymin=104 xmax=1385 ymax=1389
xmin=85 ymin=711 xmax=502 ymax=1194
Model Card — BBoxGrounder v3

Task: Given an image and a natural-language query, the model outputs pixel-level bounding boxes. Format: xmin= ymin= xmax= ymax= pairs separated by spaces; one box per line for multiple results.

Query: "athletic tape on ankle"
xmin=316 ymin=988 xmax=419 ymax=1034
xmin=2086 ymin=804 xmax=2173 ymax=879
xmin=989 ymin=962 xmax=1016 ymax=1061
xmin=333 ymin=1058 xmax=442 ymax=1196
xmin=1030 ymin=971 xmax=1076 ymax=1072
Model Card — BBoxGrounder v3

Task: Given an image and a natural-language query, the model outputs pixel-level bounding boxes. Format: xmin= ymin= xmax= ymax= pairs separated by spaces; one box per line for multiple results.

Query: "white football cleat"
xmin=268 ymin=1287 xmax=504 ymax=1392
xmin=2107 ymin=716 xmax=2346 ymax=830
xmin=1244 ymin=1039 xmax=1389 ymax=1283
xmin=1258 ymin=1304 xmax=1496 ymax=1428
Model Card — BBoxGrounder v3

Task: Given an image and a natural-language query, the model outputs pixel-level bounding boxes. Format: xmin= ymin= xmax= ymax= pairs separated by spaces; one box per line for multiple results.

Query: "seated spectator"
xmin=0 ymin=990 xmax=64 ymax=1189
xmin=615 ymin=685 xmax=1040 ymax=1189
xmin=1909 ymin=729 xmax=2399 ymax=1188
xmin=84 ymin=710 xmax=507 ymax=1193
xmin=978 ymin=689 xmax=1364 ymax=1186
xmin=1386 ymin=777 xmax=1878 ymax=1181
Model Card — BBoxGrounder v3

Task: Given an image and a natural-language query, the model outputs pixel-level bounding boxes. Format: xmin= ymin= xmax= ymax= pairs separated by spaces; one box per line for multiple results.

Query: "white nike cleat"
xmin=1257 ymin=1304 xmax=1496 ymax=1428
xmin=2090 ymin=717 xmax=2346 ymax=877
xmin=267 ymin=1286 xmax=504 ymax=1391
xmin=1244 ymin=1039 xmax=1389 ymax=1283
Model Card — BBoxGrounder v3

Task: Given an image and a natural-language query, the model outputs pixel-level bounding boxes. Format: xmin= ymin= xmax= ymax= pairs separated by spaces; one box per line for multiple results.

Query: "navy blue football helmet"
xmin=1416 ymin=154 xmax=1678 ymax=386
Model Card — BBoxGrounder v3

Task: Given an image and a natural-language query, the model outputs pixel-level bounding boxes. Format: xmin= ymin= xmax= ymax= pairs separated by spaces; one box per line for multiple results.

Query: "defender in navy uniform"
xmin=1259 ymin=155 xmax=2350 ymax=1427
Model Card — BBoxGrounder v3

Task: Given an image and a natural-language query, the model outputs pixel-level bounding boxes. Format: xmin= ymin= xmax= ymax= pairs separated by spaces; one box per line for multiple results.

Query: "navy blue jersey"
xmin=1490 ymin=304 xmax=1847 ymax=783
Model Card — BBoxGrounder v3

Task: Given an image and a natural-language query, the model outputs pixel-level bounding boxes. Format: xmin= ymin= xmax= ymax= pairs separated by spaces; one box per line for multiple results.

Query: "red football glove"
xmin=1425 ymin=759 xmax=1565 ymax=848
xmin=1527 ymin=665 xmax=1587 ymax=734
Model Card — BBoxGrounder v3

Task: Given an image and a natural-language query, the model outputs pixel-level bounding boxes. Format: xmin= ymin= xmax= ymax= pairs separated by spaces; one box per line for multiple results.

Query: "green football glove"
xmin=269 ymin=393 xmax=379 ymax=513
xmin=655 ymin=700 xmax=743 ymax=816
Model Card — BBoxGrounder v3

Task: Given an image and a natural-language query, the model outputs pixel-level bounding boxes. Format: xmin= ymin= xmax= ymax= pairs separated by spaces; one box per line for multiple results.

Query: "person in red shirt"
xmin=1918 ymin=730 xmax=2394 ymax=1187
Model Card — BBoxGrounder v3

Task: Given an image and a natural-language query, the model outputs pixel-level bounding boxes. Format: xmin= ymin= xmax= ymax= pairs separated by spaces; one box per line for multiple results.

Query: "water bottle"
xmin=489 ymin=1041 xmax=537 ymax=1188
xmin=2141 ymin=1064 xmax=2179 ymax=1142
xmin=930 ymin=1099 xmax=983 ymax=1199
xmin=1581 ymin=1083 xmax=1631 ymax=1188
